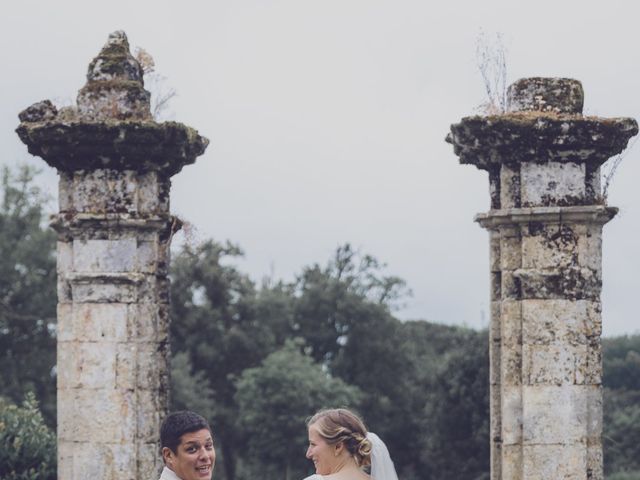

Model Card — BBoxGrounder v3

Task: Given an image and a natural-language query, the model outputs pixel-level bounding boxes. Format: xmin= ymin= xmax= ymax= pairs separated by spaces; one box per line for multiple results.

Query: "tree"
xmin=235 ymin=340 xmax=362 ymax=480
xmin=0 ymin=392 xmax=56 ymax=480
xmin=170 ymin=240 xmax=294 ymax=480
xmin=603 ymin=335 xmax=640 ymax=477
xmin=293 ymin=243 xmax=408 ymax=364
xmin=420 ymin=328 xmax=490 ymax=480
xmin=0 ymin=166 xmax=56 ymax=425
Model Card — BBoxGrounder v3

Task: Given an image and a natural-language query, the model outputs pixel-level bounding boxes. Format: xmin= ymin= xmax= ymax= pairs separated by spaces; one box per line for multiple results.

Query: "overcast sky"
xmin=2 ymin=0 xmax=639 ymax=336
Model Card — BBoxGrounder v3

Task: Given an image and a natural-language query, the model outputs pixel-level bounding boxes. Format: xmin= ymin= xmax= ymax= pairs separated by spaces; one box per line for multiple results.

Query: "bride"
xmin=303 ymin=408 xmax=399 ymax=480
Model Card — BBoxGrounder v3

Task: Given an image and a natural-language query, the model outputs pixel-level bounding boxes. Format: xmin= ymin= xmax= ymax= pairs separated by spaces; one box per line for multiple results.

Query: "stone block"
xmin=137 ymin=240 xmax=158 ymax=273
xmin=58 ymin=388 xmax=136 ymax=443
xmin=71 ymin=303 xmax=129 ymax=342
xmin=58 ymin=173 xmax=74 ymax=212
xmin=131 ymin=303 xmax=160 ymax=341
xmin=71 ymin=442 xmax=137 ymax=480
xmin=501 ymin=444 xmax=522 ymax=478
xmin=73 ymin=238 xmax=137 ymax=272
xmin=490 ymin=340 xmax=501 ymax=385
xmin=58 ymin=277 xmax=72 ymax=303
xmin=577 ymin=225 xmax=602 ymax=271
xmin=501 ymin=300 xmax=522 ymax=347
xmin=137 ymin=441 xmax=162 ymax=479
xmin=522 ymin=299 xmax=589 ymax=345
xmin=157 ymin=305 xmax=170 ymax=343
xmin=58 ymin=240 xmax=73 ymax=274
xmin=490 ymin=440 xmax=502 ymax=480
xmin=501 ymin=345 xmax=522 ymax=386
xmin=522 ymin=385 xmax=588 ymax=444
xmin=520 ymin=161 xmax=586 ymax=207
xmin=57 ymin=303 xmax=73 ymax=341
xmin=501 ymin=271 xmax=521 ymax=300
xmin=138 ymin=171 xmax=166 ymax=213
xmin=136 ymin=342 xmax=162 ymax=390
xmin=522 ymin=444 xmax=587 ymax=480
xmin=576 ymin=340 xmax=602 ymax=385
xmin=501 ymin=385 xmax=522 ymax=445
xmin=490 ymin=301 xmax=501 ymax=341
xmin=523 ymin=344 xmax=585 ymax=385
xmin=71 ymin=278 xmax=138 ymax=303
xmin=500 ymin=235 xmax=522 ymax=270
xmin=57 ymin=440 xmax=75 ymax=479
xmin=521 ymin=223 xmax=578 ymax=270
xmin=490 ymin=385 xmax=501 ymax=438
xmin=57 ymin=341 xmax=117 ymax=389
xmin=137 ymin=389 xmax=161 ymax=441
xmin=137 ymin=274 xmax=159 ymax=303
xmin=115 ymin=343 xmax=137 ymax=390
xmin=490 ymin=233 xmax=501 ymax=273
xmin=500 ymin=164 xmax=521 ymax=209
xmin=71 ymin=169 xmax=138 ymax=214
xmin=586 ymin=386 xmax=603 ymax=439
xmin=587 ymin=441 xmax=603 ymax=480
xmin=491 ymin=272 xmax=501 ymax=301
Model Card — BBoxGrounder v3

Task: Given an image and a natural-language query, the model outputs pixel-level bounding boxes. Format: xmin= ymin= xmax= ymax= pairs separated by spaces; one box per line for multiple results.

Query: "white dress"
xmin=303 ymin=476 xmax=323 ymax=480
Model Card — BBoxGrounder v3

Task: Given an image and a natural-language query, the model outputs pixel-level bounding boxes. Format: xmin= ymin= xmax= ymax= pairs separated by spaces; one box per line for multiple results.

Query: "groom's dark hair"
xmin=161 ymin=410 xmax=211 ymax=453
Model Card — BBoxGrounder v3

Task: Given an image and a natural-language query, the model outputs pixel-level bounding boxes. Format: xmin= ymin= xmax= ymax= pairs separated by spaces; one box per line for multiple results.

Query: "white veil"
xmin=366 ymin=432 xmax=399 ymax=480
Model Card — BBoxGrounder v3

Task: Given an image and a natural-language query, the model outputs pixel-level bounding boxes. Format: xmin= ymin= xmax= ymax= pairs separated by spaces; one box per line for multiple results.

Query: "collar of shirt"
xmin=160 ymin=466 xmax=183 ymax=480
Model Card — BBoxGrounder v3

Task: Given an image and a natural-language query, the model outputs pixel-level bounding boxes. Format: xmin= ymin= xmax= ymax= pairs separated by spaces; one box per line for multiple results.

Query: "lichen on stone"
xmin=15 ymin=31 xmax=208 ymax=175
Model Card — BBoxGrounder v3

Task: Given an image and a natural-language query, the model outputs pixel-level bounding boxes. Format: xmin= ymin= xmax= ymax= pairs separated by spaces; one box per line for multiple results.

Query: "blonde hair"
xmin=307 ymin=408 xmax=372 ymax=467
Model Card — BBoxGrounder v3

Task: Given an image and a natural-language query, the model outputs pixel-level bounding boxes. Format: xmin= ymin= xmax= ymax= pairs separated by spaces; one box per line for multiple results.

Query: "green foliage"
xmin=235 ymin=340 xmax=362 ymax=480
xmin=603 ymin=335 xmax=640 ymax=391
xmin=170 ymin=352 xmax=216 ymax=422
xmin=0 ymin=166 xmax=56 ymax=425
xmin=170 ymin=240 xmax=295 ymax=480
xmin=293 ymin=243 xmax=408 ymax=364
xmin=0 ymin=393 xmax=56 ymax=480
xmin=169 ymin=240 xmax=493 ymax=480
xmin=608 ymin=472 xmax=640 ymax=480
xmin=603 ymin=335 xmax=640 ymax=477
xmin=420 ymin=328 xmax=490 ymax=480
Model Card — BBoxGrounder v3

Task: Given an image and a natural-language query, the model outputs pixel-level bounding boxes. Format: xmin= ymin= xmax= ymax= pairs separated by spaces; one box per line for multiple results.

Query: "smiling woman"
xmin=304 ymin=408 xmax=398 ymax=480
xmin=160 ymin=411 xmax=216 ymax=480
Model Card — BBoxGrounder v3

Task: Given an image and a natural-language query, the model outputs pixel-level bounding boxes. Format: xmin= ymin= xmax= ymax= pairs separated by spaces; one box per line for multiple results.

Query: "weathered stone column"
xmin=16 ymin=32 xmax=208 ymax=480
xmin=447 ymin=78 xmax=637 ymax=479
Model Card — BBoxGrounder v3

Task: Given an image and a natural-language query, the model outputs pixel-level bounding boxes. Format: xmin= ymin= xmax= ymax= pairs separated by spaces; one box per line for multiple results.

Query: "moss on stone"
xmin=16 ymin=119 xmax=209 ymax=176
xmin=447 ymin=114 xmax=638 ymax=171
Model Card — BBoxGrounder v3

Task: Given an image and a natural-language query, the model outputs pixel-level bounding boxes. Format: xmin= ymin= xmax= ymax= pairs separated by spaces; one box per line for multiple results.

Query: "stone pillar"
xmin=16 ymin=32 xmax=208 ymax=480
xmin=447 ymin=78 xmax=637 ymax=480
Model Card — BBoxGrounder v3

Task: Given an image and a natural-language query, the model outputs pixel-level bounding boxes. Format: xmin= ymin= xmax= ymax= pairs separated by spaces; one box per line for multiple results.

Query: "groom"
xmin=159 ymin=411 xmax=216 ymax=480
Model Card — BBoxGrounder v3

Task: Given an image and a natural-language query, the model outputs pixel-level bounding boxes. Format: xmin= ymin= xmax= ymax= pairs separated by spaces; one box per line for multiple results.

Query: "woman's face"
xmin=306 ymin=424 xmax=339 ymax=475
xmin=163 ymin=428 xmax=216 ymax=480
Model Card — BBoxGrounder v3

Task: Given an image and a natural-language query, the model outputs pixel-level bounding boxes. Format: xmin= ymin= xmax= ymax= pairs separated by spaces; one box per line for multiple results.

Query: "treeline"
xmin=0 ymin=166 xmax=639 ymax=480
xmin=168 ymin=240 xmax=490 ymax=480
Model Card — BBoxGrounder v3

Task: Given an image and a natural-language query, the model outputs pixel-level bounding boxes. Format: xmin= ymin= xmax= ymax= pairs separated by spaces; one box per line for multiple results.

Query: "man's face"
xmin=164 ymin=428 xmax=215 ymax=480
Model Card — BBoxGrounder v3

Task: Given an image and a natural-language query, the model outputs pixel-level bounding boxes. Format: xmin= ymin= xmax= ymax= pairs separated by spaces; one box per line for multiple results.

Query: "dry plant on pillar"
xmin=135 ymin=47 xmax=177 ymax=121
xmin=601 ymin=136 xmax=637 ymax=204
xmin=476 ymin=31 xmax=508 ymax=115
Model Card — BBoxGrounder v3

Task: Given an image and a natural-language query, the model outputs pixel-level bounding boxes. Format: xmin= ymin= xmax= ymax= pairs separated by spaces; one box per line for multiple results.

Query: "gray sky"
xmin=2 ymin=0 xmax=639 ymax=336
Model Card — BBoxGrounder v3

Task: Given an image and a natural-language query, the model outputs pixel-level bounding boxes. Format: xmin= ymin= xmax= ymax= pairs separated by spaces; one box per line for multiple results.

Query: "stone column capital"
xmin=448 ymin=78 xmax=637 ymax=210
xmin=15 ymin=31 xmax=208 ymax=177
